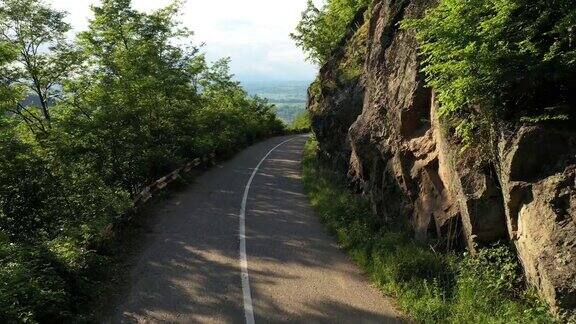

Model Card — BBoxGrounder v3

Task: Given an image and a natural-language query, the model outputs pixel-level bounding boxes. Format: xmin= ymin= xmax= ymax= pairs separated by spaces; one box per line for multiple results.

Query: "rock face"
xmin=308 ymin=8 xmax=368 ymax=172
xmin=498 ymin=124 xmax=576 ymax=315
xmin=309 ymin=0 xmax=576 ymax=316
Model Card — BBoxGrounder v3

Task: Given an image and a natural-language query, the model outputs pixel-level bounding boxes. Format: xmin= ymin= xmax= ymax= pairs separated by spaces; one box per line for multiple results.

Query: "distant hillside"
xmin=243 ymin=80 xmax=309 ymax=124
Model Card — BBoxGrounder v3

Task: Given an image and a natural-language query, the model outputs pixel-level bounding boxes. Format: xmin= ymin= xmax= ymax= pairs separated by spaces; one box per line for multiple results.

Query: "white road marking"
xmin=239 ymin=136 xmax=303 ymax=324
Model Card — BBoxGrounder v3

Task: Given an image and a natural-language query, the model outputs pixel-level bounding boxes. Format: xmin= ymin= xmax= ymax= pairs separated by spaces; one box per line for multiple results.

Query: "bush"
xmin=402 ymin=0 xmax=576 ymax=147
xmin=291 ymin=0 xmax=370 ymax=65
xmin=0 ymin=242 xmax=72 ymax=323
xmin=289 ymin=110 xmax=312 ymax=132
xmin=302 ymin=137 xmax=554 ymax=323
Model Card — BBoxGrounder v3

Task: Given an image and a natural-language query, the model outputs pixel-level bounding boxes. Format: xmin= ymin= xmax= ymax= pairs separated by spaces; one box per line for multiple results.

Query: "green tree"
xmin=290 ymin=110 xmax=312 ymax=132
xmin=0 ymin=39 xmax=19 ymax=115
xmin=291 ymin=0 xmax=369 ymax=65
xmin=196 ymin=57 xmax=282 ymax=153
xmin=403 ymin=0 xmax=576 ymax=146
xmin=60 ymin=0 xmax=202 ymax=192
xmin=0 ymin=0 xmax=81 ymax=133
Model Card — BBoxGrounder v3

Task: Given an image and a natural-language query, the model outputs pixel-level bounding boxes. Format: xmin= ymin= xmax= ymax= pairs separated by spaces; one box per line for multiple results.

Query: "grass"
xmin=301 ymin=137 xmax=554 ymax=323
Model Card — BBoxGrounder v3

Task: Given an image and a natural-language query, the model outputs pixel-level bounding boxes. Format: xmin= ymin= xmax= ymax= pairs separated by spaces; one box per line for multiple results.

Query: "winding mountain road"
xmin=109 ymin=135 xmax=402 ymax=323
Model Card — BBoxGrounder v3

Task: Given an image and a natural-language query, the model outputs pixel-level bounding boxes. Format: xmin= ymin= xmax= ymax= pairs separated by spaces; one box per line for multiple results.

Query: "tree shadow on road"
xmin=104 ymin=137 xmax=402 ymax=323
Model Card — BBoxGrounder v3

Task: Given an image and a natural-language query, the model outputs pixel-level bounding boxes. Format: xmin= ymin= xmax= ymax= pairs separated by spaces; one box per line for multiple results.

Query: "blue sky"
xmin=50 ymin=0 xmax=319 ymax=83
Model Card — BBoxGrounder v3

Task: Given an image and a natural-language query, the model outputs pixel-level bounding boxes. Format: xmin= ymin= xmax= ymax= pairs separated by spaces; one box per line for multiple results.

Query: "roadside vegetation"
xmin=302 ymin=138 xmax=554 ymax=323
xmin=291 ymin=0 xmax=370 ymax=66
xmin=289 ymin=110 xmax=312 ymax=133
xmin=402 ymin=0 xmax=576 ymax=148
xmin=0 ymin=0 xmax=283 ymax=321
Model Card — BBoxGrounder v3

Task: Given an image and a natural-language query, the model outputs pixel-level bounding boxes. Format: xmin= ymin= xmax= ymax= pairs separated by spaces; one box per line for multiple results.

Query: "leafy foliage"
xmin=0 ymin=0 xmax=284 ymax=321
xmin=0 ymin=0 xmax=82 ymax=132
xmin=403 ymin=0 xmax=576 ymax=146
xmin=302 ymin=138 xmax=553 ymax=323
xmin=0 ymin=242 xmax=75 ymax=323
xmin=289 ymin=110 xmax=312 ymax=132
xmin=291 ymin=0 xmax=370 ymax=65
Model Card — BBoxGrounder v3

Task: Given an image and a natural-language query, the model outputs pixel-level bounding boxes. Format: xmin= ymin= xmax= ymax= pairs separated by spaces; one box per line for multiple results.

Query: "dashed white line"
xmin=239 ymin=136 xmax=303 ymax=324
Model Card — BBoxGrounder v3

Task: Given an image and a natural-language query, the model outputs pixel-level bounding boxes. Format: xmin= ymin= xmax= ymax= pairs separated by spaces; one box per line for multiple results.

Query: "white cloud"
xmin=49 ymin=0 xmax=318 ymax=82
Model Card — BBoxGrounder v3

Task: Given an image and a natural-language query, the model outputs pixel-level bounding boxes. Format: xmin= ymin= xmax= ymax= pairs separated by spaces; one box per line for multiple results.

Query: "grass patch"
xmin=301 ymin=137 xmax=554 ymax=323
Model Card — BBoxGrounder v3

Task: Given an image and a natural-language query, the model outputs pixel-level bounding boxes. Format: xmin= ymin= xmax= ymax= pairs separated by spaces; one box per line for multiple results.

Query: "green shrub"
xmin=402 ymin=0 xmax=576 ymax=146
xmin=0 ymin=242 xmax=72 ymax=323
xmin=291 ymin=0 xmax=370 ymax=65
xmin=289 ymin=110 xmax=312 ymax=132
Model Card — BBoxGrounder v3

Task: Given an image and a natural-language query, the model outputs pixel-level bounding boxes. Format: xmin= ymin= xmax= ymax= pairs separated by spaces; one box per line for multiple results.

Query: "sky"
xmin=49 ymin=0 xmax=319 ymax=83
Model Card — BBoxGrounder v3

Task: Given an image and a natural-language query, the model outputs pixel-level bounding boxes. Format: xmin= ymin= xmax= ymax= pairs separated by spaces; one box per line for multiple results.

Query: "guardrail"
xmin=98 ymin=153 xmax=217 ymax=245
xmin=131 ymin=153 xmax=216 ymax=209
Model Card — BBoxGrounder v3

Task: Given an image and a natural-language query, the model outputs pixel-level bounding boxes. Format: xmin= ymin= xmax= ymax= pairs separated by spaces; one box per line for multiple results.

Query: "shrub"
xmin=0 ymin=242 xmax=72 ymax=323
xmin=291 ymin=0 xmax=370 ymax=65
xmin=289 ymin=110 xmax=312 ymax=132
xmin=402 ymin=0 xmax=576 ymax=146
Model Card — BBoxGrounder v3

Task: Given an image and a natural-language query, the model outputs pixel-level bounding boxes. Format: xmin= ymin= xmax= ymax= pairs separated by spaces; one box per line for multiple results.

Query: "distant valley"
xmin=243 ymin=80 xmax=310 ymax=124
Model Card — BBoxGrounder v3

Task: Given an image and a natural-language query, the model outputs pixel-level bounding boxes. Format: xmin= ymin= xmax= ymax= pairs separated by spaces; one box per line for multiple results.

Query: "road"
xmin=109 ymin=135 xmax=402 ymax=323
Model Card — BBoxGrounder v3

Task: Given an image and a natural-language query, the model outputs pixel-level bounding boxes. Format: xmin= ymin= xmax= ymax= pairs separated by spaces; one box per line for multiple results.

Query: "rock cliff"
xmin=308 ymin=0 xmax=576 ymax=317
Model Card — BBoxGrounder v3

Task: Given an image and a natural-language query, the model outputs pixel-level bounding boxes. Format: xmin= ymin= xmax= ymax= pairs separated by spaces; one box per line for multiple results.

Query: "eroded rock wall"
xmin=308 ymin=8 xmax=368 ymax=172
xmin=498 ymin=124 xmax=576 ymax=315
xmin=308 ymin=0 xmax=576 ymax=316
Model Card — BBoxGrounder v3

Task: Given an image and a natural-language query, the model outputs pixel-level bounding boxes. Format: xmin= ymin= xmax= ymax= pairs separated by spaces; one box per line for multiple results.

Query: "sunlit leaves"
xmin=0 ymin=0 xmax=82 ymax=132
xmin=291 ymin=0 xmax=370 ymax=65
xmin=403 ymin=0 xmax=576 ymax=146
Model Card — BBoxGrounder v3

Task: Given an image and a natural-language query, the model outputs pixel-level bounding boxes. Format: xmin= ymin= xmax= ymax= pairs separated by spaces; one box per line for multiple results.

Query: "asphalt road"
xmin=109 ymin=135 xmax=402 ymax=323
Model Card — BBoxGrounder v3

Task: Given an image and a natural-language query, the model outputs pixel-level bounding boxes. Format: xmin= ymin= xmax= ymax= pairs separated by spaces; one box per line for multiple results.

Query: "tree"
xmin=0 ymin=0 xmax=81 ymax=133
xmin=291 ymin=0 xmax=369 ymax=65
xmin=403 ymin=0 xmax=576 ymax=146
xmin=60 ymin=0 xmax=204 ymax=192
xmin=0 ymin=39 xmax=19 ymax=116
